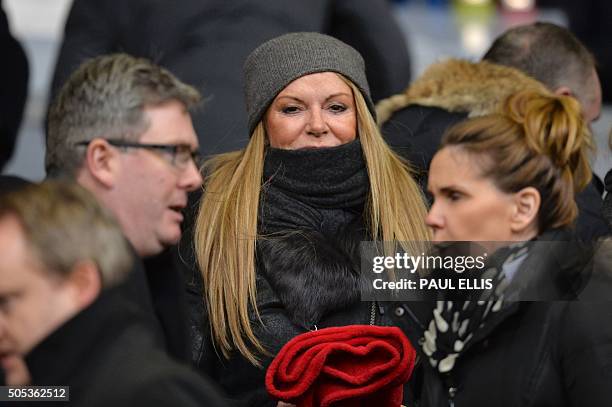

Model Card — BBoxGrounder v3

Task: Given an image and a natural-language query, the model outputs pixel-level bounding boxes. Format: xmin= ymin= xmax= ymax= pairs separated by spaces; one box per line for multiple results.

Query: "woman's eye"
xmin=281 ymin=106 xmax=301 ymax=114
xmin=328 ymin=103 xmax=347 ymax=113
xmin=448 ymin=191 xmax=462 ymax=201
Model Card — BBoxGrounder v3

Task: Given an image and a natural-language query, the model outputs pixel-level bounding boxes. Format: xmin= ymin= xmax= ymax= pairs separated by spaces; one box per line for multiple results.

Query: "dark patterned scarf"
xmin=421 ymin=241 xmax=530 ymax=374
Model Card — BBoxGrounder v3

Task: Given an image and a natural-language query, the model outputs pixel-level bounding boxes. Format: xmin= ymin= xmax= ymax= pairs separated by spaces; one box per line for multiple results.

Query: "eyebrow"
xmin=439 ymin=186 xmax=470 ymax=195
xmin=428 ymin=185 xmax=457 ymax=193
xmin=275 ymin=93 xmax=353 ymax=103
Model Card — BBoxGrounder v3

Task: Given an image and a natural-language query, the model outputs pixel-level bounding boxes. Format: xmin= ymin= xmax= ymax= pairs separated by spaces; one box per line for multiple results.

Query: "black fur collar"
xmin=256 ymin=218 xmax=367 ymax=330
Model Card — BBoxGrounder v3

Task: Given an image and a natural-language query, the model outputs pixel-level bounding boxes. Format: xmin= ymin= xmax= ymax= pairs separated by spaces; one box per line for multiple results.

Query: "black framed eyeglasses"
xmin=76 ymin=140 xmax=202 ymax=169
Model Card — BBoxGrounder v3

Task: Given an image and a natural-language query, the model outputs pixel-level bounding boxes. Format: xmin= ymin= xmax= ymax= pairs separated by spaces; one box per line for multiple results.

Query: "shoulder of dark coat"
xmin=81 ymin=321 xmax=226 ymax=407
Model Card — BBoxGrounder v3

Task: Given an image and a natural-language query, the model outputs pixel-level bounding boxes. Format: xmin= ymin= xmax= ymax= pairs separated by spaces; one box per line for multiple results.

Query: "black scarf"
xmin=259 ymin=139 xmax=369 ymax=235
xmin=256 ymin=140 xmax=370 ymax=328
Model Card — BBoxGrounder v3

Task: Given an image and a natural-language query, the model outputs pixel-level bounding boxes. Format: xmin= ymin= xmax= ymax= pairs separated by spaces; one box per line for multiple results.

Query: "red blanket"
xmin=266 ymin=325 xmax=416 ymax=407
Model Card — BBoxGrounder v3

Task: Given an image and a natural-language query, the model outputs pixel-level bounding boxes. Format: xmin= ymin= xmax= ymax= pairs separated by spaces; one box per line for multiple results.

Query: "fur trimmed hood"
xmin=377 ymin=59 xmax=549 ymax=124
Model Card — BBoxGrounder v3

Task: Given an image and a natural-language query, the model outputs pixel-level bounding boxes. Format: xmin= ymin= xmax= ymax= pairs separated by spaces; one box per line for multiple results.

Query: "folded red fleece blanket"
xmin=266 ymin=325 xmax=416 ymax=407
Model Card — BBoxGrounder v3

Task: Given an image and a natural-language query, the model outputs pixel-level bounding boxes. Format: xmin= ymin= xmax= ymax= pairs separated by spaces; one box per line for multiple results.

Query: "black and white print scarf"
xmin=421 ymin=242 xmax=530 ymax=374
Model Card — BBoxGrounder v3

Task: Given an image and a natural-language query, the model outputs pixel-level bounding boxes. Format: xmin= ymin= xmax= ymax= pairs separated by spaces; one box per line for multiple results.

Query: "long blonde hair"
xmin=195 ymin=74 xmax=430 ymax=365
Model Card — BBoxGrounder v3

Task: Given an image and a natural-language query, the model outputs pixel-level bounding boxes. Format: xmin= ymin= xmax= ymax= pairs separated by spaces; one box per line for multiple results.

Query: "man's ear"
xmin=510 ymin=187 xmax=541 ymax=234
xmin=83 ymin=139 xmax=119 ymax=188
xmin=67 ymin=260 xmax=102 ymax=309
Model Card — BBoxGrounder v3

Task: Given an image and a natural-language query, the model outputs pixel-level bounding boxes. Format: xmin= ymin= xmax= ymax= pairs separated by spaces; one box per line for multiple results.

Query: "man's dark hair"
xmin=483 ymin=22 xmax=594 ymax=92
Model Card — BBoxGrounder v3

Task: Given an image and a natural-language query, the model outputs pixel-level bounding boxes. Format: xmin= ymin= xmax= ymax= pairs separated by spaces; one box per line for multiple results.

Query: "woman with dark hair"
xmin=191 ymin=32 xmax=429 ymax=405
xmin=390 ymin=89 xmax=612 ymax=406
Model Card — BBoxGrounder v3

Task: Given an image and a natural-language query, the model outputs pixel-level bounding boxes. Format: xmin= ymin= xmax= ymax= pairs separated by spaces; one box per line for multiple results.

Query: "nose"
xmin=179 ymin=159 xmax=203 ymax=192
xmin=425 ymin=201 xmax=444 ymax=239
xmin=306 ymin=108 xmax=328 ymax=137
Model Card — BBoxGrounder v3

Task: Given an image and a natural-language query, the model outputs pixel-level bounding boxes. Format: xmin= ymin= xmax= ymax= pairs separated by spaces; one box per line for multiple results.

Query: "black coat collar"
xmin=466 ymin=229 xmax=593 ymax=347
xmin=25 ymin=288 xmax=143 ymax=385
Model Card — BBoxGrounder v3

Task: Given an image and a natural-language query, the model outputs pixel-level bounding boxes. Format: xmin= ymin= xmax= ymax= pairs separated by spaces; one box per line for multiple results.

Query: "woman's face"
xmin=426 ymin=146 xmax=520 ymax=242
xmin=264 ymin=72 xmax=357 ymax=149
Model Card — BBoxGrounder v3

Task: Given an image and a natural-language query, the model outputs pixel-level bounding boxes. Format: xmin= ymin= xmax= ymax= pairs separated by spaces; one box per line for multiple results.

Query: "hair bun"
xmin=503 ymin=90 xmax=593 ymax=191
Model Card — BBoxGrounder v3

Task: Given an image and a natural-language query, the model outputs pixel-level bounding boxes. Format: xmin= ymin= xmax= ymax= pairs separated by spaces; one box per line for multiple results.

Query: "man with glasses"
xmin=45 ymin=53 xmax=203 ymax=363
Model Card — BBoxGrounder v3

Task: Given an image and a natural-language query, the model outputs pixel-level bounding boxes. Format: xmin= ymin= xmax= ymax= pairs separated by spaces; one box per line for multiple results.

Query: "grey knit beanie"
xmin=243 ymin=32 xmax=375 ymax=136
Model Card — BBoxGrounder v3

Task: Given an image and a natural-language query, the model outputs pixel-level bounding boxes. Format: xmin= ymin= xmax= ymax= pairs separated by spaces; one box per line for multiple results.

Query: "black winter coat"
xmin=143 ymin=248 xmax=193 ymax=363
xmin=189 ymin=142 xmax=417 ymax=406
xmin=114 ymin=246 xmax=193 ymax=364
xmin=387 ymin=231 xmax=612 ymax=407
xmin=25 ymin=287 xmax=227 ymax=407
xmin=192 ymin=222 xmax=407 ymax=406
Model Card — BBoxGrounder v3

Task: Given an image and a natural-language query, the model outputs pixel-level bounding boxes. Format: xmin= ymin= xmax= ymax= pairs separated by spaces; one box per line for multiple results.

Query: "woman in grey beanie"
xmin=193 ymin=32 xmax=429 ymax=406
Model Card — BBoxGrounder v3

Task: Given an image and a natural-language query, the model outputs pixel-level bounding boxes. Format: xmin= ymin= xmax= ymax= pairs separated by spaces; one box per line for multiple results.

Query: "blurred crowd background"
xmin=2 ymin=0 xmax=610 ymax=182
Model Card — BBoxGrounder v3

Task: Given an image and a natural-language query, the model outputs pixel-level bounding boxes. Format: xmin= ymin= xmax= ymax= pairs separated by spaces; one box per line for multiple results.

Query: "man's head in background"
xmin=0 ymin=181 xmax=132 ymax=384
xmin=46 ymin=54 xmax=203 ymax=257
xmin=484 ymin=22 xmax=601 ymax=123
